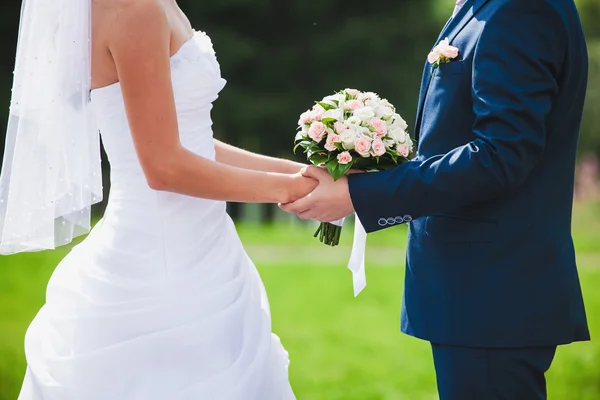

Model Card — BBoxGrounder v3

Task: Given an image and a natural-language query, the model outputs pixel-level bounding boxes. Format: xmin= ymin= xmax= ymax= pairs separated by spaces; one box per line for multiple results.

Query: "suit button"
xmin=378 ymin=218 xmax=388 ymax=226
xmin=403 ymin=215 xmax=413 ymax=222
xmin=394 ymin=216 xmax=404 ymax=224
xmin=387 ymin=217 xmax=396 ymax=225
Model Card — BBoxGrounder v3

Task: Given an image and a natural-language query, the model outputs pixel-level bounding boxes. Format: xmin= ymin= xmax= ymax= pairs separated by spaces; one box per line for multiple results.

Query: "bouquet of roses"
xmin=294 ymin=88 xmax=415 ymax=246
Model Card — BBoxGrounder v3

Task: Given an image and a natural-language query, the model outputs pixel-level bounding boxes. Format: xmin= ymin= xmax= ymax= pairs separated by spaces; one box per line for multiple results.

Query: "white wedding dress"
xmin=18 ymin=31 xmax=295 ymax=400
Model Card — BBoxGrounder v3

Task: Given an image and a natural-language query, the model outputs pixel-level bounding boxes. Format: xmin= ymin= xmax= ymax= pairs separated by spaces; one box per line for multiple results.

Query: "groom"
xmin=282 ymin=0 xmax=590 ymax=398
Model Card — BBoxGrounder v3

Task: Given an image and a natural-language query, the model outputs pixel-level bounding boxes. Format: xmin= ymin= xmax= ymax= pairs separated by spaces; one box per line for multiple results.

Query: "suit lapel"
xmin=414 ymin=0 xmax=491 ymax=144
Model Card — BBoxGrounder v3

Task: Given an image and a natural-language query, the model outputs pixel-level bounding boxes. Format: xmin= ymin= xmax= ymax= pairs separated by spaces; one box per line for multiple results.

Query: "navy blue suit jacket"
xmin=348 ymin=0 xmax=590 ymax=347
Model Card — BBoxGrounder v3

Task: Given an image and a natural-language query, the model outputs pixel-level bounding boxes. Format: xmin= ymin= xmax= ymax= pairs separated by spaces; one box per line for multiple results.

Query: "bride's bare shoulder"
xmin=94 ymin=0 xmax=168 ymax=30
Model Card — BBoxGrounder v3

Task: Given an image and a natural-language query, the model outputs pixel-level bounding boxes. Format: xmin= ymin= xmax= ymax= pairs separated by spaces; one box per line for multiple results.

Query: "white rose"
xmin=384 ymin=138 xmax=395 ymax=149
xmin=323 ymin=93 xmax=345 ymax=103
xmin=376 ymin=106 xmax=394 ymax=119
xmin=322 ymin=93 xmax=346 ymax=109
xmin=389 ymin=114 xmax=408 ymax=131
xmin=295 ymin=124 xmax=309 ymax=141
xmin=346 ymin=116 xmax=362 ymax=126
xmin=358 ymin=91 xmax=378 ymax=102
xmin=340 ymin=127 xmax=358 ymax=150
xmin=388 ymin=127 xmax=407 ymax=143
xmin=365 ymin=98 xmax=381 ymax=109
xmin=353 ymin=106 xmax=376 ymax=121
xmin=357 ymin=126 xmax=374 ymax=139
xmin=322 ymin=108 xmax=344 ymax=121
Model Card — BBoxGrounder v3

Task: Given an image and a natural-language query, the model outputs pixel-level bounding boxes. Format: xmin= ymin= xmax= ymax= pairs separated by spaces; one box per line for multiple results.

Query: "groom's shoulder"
xmin=487 ymin=0 xmax=564 ymax=15
xmin=483 ymin=0 xmax=566 ymax=31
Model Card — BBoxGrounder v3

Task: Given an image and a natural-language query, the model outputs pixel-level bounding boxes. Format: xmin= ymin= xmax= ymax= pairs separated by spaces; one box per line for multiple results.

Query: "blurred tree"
xmin=178 ymin=0 xmax=444 ymax=219
xmin=179 ymin=0 xmax=442 ymax=157
xmin=576 ymin=0 xmax=600 ymax=157
xmin=0 ymin=0 xmax=598 ymax=218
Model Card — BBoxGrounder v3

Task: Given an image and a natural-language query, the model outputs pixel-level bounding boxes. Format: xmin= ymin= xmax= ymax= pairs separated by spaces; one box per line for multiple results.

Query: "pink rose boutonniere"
xmin=427 ymin=37 xmax=459 ymax=71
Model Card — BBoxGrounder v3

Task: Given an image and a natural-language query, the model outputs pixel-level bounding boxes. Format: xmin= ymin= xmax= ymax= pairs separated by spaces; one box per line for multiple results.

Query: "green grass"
xmin=0 ymin=202 xmax=599 ymax=399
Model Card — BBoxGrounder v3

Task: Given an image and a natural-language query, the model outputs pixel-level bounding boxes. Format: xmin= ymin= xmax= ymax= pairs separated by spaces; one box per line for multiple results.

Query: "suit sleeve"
xmin=348 ymin=1 xmax=567 ymax=233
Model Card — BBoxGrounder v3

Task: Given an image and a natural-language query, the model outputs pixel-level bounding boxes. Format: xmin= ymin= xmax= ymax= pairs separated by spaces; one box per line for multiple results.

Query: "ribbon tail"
xmin=347 ymin=215 xmax=367 ymax=297
xmin=330 ymin=218 xmax=344 ymax=227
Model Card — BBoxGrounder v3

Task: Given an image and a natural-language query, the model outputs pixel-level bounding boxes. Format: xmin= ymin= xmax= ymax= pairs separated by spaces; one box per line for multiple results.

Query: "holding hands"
xmin=280 ymin=166 xmax=355 ymax=223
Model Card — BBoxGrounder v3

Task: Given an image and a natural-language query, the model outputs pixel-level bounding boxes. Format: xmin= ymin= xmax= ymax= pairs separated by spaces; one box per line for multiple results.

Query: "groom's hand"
xmin=279 ymin=166 xmax=355 ymax=222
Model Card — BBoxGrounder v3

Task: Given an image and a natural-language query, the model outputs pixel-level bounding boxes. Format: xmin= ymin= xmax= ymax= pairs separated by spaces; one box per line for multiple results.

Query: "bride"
xmin=1 ymin=0 xmax=316 ymax=398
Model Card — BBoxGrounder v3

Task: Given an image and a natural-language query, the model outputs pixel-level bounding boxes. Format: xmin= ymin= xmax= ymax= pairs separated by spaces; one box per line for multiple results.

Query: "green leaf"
xmin=309 ymin=152 xmax=331 ymax=166
xmin=322 ymin=117 xmax=337 ymax=125
xmin=325 ymin=159 xmax=338 ymax=177
xmin=307 ymin=142 xmax=324 ymax=152
xmin=317 ymin=102 xmax=336 ymax=111
xmin=293 ymin=140 xmax=312 ymax=154
xmin=327 ymin=159 xmax=354 ymax=181
xmin=335 ymin=161 xmax=353 ymax=181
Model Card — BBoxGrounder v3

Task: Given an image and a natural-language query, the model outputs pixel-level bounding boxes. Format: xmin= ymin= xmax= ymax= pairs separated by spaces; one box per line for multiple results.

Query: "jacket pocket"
xmin=434 ymin=60 xmax=465 ymax=77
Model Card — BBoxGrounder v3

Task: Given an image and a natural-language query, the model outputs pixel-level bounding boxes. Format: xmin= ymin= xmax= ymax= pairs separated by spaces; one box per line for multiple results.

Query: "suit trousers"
xmin=431 ymin=343 xmax=557 ymax=400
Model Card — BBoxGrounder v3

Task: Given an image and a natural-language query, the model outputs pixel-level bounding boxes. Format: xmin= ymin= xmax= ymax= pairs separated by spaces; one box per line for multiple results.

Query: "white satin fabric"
xmin=18 ymin=31 xmax=295 ymax=400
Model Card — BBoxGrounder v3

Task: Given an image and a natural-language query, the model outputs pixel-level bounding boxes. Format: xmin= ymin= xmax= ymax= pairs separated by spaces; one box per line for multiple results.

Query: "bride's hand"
xmin=285 ymin=171 xmax=318 ymax=203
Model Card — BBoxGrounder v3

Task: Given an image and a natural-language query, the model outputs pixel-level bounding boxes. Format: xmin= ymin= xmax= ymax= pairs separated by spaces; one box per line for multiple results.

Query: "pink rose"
xmin=397 ymin=143 xmax=410 ymax=158
xmin=354 ymin=137 xmax=372 ymax=157
xmin=428 ymin=38 xmax=459 ymax=65
xmin=371 ymin=138 xmax=386 ymax=157
xmin=346 ymin=100 xmax=364 ymax=111
xmin=311 ymin=104 xmax=326 ymax=121
xmin=334 ymin=121 xmax=348 ymax=134
xmin=370 ymin=118 xmax=387 ymax=137
xmin=427 ymin=48 xmax=441 ymax=64
xmin=308 ymin=122 xmax=327 ymax=143
xmin=325 ymin=133 xmax=341 ymax=151
xmin=440 ymin=45 xmax=459 ymax=59
xmin=299 ymin=111 xmax=312 ymax=125
xmin=337 ymin=151 xmax=353 ymax=165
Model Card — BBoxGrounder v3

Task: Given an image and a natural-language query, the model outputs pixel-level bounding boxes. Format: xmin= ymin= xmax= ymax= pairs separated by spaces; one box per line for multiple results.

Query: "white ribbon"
xmin=330 ymin=215 xmax=367 ymax=297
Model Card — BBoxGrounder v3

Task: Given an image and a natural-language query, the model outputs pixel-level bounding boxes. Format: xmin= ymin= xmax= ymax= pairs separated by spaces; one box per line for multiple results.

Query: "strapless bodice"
xmin=91 ymin=31 xmax=226 ymax=192
xmin=87 ymin=31 xmax=229 ymax=270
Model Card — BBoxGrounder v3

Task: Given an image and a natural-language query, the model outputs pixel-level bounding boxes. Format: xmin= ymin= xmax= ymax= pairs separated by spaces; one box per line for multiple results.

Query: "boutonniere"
xmin=428 ymin=38 xmax=459 ymax=72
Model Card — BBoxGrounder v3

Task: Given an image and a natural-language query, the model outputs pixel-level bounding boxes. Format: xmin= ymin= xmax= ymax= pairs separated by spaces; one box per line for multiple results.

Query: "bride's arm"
xmin=106 ymin=1 xmax=315 ymax=204
xmin=214 ymin=140 xmax=305 ymax=174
